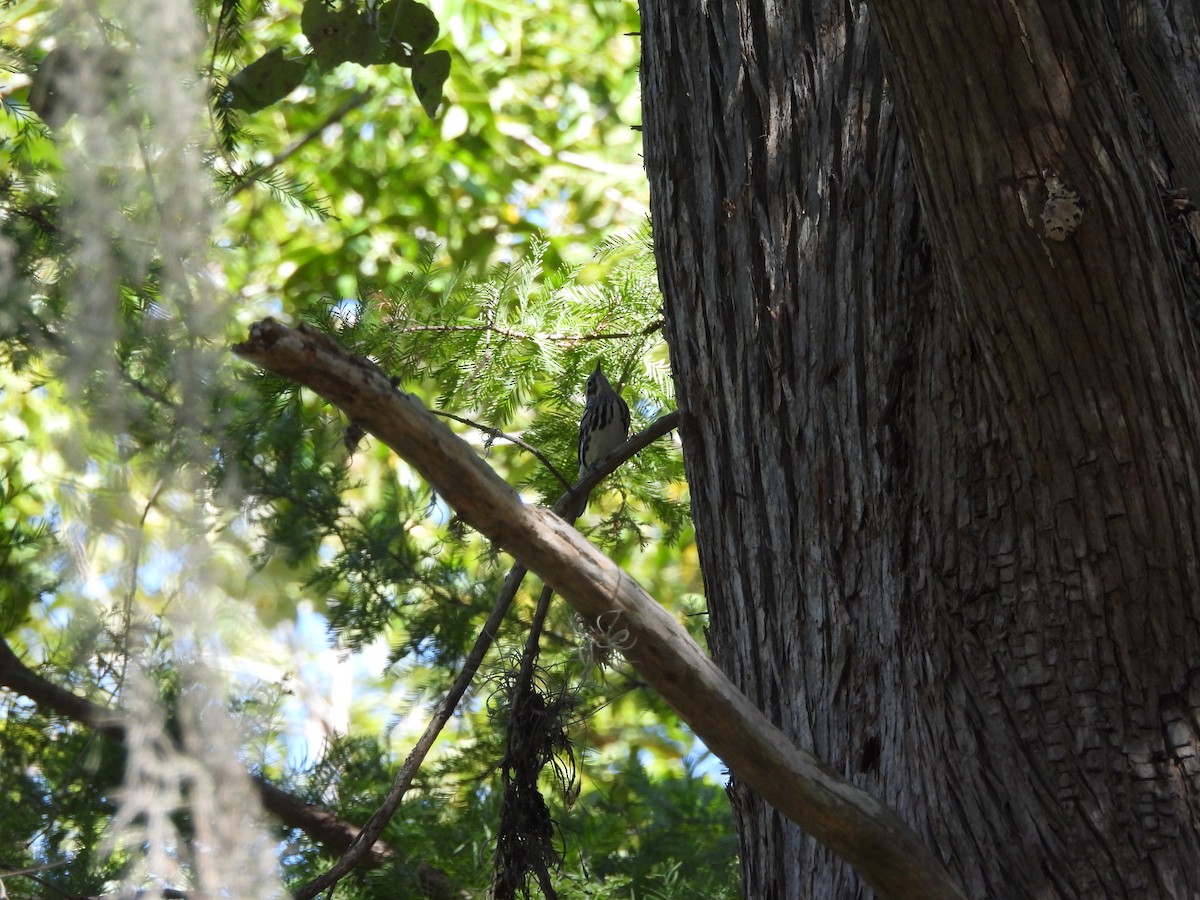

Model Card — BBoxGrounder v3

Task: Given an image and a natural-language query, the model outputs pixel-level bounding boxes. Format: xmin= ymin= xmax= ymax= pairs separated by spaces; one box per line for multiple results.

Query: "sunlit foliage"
xmin=0 ymin=0 xmax=734 ymax=896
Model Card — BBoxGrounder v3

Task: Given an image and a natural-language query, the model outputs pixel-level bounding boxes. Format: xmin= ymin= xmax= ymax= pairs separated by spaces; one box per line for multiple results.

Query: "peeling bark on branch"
xmin=232 ymin=318 xmax=965 ymax=900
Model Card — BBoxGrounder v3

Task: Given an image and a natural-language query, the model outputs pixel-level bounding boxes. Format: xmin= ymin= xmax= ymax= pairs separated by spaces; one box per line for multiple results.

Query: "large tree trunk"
xmin=640 ymin=1 xmax=1200 ymax=896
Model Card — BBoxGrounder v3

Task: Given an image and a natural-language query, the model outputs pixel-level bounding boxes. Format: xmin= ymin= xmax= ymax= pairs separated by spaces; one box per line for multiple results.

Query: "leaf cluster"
xmin=219 ymin=0 xmax=450 ymax=117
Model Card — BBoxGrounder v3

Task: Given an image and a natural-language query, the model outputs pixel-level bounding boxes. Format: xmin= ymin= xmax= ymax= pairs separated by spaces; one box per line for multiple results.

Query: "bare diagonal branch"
xmin=232 ymin=318 xmax=966 ymax=900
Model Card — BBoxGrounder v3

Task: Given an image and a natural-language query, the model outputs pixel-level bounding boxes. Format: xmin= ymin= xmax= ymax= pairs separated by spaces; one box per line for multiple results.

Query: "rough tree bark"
xmin=640 ymin=1 xmax=1200 ymax=896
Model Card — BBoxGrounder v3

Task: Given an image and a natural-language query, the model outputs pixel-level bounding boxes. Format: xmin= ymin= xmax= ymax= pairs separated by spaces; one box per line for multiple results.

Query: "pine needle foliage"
xmin=345 ymin=231 xmax=688 ymax=541
xmin=0 ymin=4 xmax=734 ymax=898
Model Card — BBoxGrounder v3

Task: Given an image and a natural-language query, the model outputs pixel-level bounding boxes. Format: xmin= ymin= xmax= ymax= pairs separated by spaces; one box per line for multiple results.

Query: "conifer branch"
xmin=430 ymin=408 xmax=573 ymax=491
xmin=294 ymin=411 xmax=676 ymax=898
xmin=233 ymin=318 xmax=967 ymax=900
xmin=0 ymin=638 xmax=404 ymax=873
xmin=292 ymin=561 xmax=526 ymax=900
xmin=395 ymin=319 xmax=665 ymax=344
xmin=227 ymin=92 xmax=372 ymax=197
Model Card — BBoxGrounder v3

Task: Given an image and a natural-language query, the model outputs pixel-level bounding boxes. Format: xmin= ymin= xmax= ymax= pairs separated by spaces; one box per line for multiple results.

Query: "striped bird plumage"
xmin=577 ymin=363 xmax=630 ymax=477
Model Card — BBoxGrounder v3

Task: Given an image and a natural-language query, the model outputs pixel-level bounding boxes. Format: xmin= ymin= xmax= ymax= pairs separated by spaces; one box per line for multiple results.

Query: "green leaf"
xmin=226 ymin=49 xmax=311 ymax=112
xmin=411 ymin=50 xmax=451 ymax=117
xmin=376 ymin=0 xmax=441 ymax=63
xmin=301 ymin=0 xmax=380 ymax=70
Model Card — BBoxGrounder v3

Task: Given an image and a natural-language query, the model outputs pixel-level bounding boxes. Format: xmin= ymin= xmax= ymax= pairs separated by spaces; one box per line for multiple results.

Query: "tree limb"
xmin=0 ymin=637 xmax=397 ymax=869
xmin=294 ymin=417 xmax=678 ymax=897
xmin=291 ymin=563 xmax=525 ymax=900
xmin=232 ymin=318 xmax=966 ymax=900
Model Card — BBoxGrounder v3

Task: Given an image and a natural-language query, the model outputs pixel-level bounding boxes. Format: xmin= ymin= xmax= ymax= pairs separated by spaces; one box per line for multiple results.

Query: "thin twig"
xmin=228 ymin=92 xmax=372 ymax=197
xmin=430 ymin=409 xmax=573 ymax=491
xmin=291 ymin=562 xmax=528 ymax=900
xmin=292 ymin=413 xmax=680 ymax=899
xmin=116 ymin=470 xmax=170 ymax=679
xmin=0 ymin=860 xmax=72 ymax=878
xmin=395 ymin=319 xmax=665 ymax=346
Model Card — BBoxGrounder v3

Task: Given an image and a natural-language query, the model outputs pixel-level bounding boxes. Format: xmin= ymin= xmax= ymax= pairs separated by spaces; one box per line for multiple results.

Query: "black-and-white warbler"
xmin=577 ymin=363 xmax=630 ymax=477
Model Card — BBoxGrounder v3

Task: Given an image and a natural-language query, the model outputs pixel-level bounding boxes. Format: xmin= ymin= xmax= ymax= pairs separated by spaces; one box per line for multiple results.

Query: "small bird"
xmin=577 ymin=363 xmax=631 ymax=477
